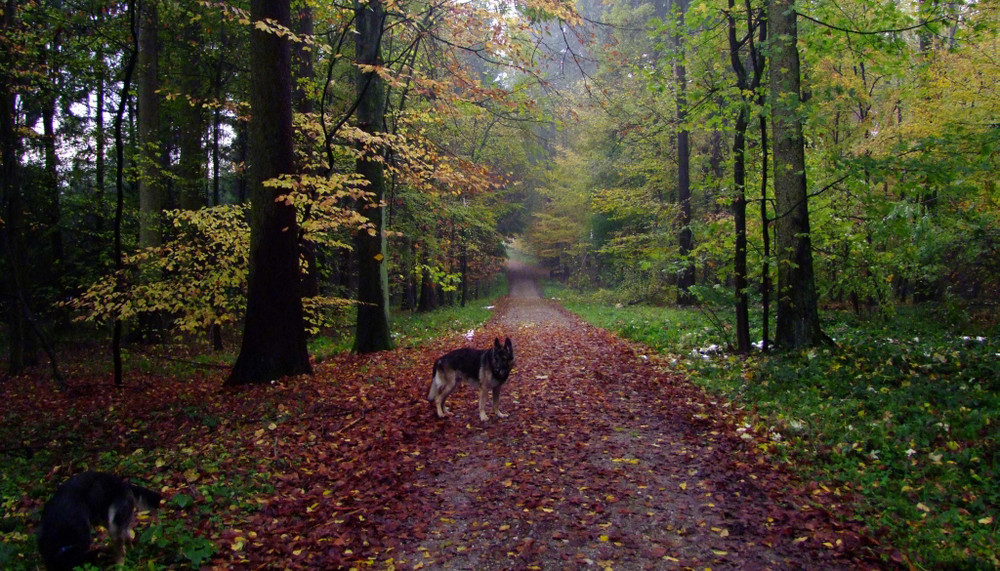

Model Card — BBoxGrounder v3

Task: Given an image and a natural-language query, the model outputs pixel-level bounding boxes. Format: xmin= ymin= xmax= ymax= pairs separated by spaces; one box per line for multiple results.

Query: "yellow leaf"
xmin=679 ymin=482 xmax=687 ymax=490
xmin=979 ymin=516 xmax=993 ymax=525
xmin=231 ymin=537 xmax=245 ymax=551
xmin=916 ymin=503 xmax=931 ymax=512
xmin=599 ymin=535 xmax=609 ymax=542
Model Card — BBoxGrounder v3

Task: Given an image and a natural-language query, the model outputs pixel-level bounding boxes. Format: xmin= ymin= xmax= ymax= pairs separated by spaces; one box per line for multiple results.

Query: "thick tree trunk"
xmin=227 ymin=0 xmax=312 ymax=385
xmin=135 ymin=0 xmax=165 ymax=341
xmin=352 ymin=0 xmax=393 ymax=353
xmin=1 ymin=2 xmax=33 ymax=374
xmin=768 ymin=0 xmax=825 ymax=349
xmin=674 ymin=0 xmax=695 ymax=305
xmin=137 ymin=0 xmax=163 ymax=249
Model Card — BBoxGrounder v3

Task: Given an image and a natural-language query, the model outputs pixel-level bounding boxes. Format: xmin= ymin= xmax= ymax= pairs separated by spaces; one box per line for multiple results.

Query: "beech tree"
xmin=351 ymin=0 xmax=393 ymax=354
xmin=227 ymin=0 xmax=312 ymax=385
xmin=768 ymin=0 xmax=825 ymax=348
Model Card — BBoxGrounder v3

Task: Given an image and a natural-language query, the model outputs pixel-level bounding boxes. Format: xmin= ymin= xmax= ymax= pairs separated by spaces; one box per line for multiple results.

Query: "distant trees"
xmin=522 ymin=0 xmax=1000 ymax=350
xmin=0 ymin=0 xmax=561 ymax=383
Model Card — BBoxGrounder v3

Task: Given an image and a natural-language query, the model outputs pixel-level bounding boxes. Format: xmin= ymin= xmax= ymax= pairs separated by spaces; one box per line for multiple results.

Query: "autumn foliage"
xmin=3 ymin=271 xmax=891 ymax=569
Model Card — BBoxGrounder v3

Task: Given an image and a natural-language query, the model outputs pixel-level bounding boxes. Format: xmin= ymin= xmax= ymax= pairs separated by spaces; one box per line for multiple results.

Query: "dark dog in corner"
xmin=427 ymin=337 xmax=515 ymax=422
xmin=37 ymin=471 xmax=162 ymax=570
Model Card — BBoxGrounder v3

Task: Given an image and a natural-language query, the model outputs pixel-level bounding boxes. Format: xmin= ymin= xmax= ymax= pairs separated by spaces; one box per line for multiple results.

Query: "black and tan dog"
xmin=37 ymin=471 xmax=162 ymax=570
xmin=428 ymin=337 xmax=515 ymax=422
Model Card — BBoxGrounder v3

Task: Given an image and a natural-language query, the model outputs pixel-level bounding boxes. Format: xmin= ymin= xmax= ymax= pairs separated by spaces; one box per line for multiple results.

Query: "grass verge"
xmin=547 ymin=282 xmax=1000 ymax=569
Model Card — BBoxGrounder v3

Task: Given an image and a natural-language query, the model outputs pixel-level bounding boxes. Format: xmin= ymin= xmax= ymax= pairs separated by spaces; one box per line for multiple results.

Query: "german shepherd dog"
xmin=428 ymin=337 xmax=514 ymax=421
xmin=37 ymin=471 xmax=162 ymax=570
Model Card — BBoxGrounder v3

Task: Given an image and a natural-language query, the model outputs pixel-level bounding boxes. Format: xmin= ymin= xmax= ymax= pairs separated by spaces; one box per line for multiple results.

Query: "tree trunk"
xmin=177 ymin=22 xmax=207 ymax=212
xmin=732 ymin=106 xmax=751 ymax=355
xmin=137 ymin=0 xmax=163 ymax=249
xmin=113 ymin=0 xmax=139 ymax=387
xmin=769 ymin=0 xmax=825 ymax=349
xmin=227 ymin=0 xmax=312 ymax=385
xmin=674 ymin=0 xmax=695 ymax=305
xmin=42 ymin=90 xmax=64 ymax=271
xmin=95 ymin=56 xmax=106 ymax=233
xmin=417 ymin=263 xmax=436 ymax=312
xmin=293 ymin=3 xmax=320 ymax=299
xmin=136 ymin=0 xmax=165 ymax=341
xmin=726 ymin=0 xmax=764 ymax=355
xmin=352 ymin=0 xmax=393 ymax=353
xmin=1 ymin=0 xmax=33 ymax=375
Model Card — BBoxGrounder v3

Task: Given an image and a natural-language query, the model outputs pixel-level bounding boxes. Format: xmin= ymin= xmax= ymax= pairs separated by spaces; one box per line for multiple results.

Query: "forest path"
xmin=377 ymin=263 xmax=882 ymax=570
xmin=238 ymin=262 xmax=885 ymax=570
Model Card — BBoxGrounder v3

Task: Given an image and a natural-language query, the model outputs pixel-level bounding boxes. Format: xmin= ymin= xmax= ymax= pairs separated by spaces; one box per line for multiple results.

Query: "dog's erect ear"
xmin=494 ymin=337 xmax=502 ymax=350
xmin=504 ymin=337 xmax=513 ymax=353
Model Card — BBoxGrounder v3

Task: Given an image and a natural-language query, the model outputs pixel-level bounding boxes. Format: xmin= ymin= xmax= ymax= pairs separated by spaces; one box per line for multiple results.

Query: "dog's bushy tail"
xmin=427 ymin=361 xmax=441 ymax=402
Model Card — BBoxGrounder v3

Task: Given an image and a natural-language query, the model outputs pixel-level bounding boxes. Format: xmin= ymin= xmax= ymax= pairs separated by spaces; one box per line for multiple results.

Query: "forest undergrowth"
xmin=552 ymin=283 xmax=1000 ymax=569
xmin=1 ymin=276 xmax=897 ymax=570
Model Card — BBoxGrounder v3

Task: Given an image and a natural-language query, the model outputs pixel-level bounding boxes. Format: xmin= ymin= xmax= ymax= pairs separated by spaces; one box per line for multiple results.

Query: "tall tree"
xmin=673 ymin=0 xmax=695 ymax=305
xmin=227 ymin=0 xmax=312 ymax=385
xmin=137 ymin=0 xmax=163 ymax=250
xmin=114 ymin=0 xmax=140 ymax=387
xmin=726 ymin=0 xmax=765 ymax=354
xmin=135 ymin=0 xmax=166 ymax=340
xmin=0 ymin=0 xmax=34 ymax=375
xmin=351 ymin=0 xmax=393 ymax=353
xmin=768 ymin=0 xmax=825 ymax=348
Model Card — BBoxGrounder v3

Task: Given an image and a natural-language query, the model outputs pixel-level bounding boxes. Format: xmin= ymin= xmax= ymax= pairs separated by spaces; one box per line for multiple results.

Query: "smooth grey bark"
xmin=352 ymin=0 xmax=393 ymax=353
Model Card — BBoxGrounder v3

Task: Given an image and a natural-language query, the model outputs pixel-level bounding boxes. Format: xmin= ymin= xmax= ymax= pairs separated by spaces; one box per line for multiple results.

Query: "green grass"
xmin=546 ymin=282 xmax=1000 ymax=569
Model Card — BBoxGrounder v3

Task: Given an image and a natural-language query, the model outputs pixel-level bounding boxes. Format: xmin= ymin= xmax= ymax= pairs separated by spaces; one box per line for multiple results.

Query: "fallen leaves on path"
xmin=6 ymin=272 xmax=893 ymax=570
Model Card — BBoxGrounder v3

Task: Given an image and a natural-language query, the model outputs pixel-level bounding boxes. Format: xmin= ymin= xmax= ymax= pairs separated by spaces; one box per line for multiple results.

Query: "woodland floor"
xmin=6 ymin=262 xmax=897 ymax=569
xmin=234 ymin=262 xmax=889 ymax=569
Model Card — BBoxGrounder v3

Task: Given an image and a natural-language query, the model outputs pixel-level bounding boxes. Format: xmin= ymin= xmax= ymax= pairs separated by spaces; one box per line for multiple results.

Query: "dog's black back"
xmin=37 ymin=471 xmax=161 ymax=571
xmin=433 ymin=337 xmax=514 ymax=386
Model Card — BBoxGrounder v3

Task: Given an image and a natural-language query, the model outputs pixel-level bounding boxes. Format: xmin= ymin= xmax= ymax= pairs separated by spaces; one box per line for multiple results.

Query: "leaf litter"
xmin=4 ymin=265 xmax=893 ymax=569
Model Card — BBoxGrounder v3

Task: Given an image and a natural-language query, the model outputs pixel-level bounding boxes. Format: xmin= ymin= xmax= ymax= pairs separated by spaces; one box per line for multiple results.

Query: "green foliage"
xmin=64 ymin=204 xmax=356 ymax=340
xmin=64 ymin=205 xmax=251 ymax=333
xmin=562 ymin=293 xmax=1000 ymax=568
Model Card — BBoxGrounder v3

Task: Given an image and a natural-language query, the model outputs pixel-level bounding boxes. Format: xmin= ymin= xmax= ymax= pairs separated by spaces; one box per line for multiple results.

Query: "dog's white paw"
xmin=496 ymin=411 xmax=509 ymax=418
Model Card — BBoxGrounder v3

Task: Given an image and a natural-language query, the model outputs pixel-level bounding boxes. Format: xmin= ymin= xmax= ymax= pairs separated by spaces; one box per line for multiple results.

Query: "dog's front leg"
xmin=478 ymin=385 xmax=490 ymax=422
xmin=492 ymin=386 xmax=508 ymax=418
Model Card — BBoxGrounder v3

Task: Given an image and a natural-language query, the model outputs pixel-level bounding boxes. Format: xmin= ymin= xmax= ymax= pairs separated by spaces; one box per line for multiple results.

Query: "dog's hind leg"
xmin=478 ymin=384 xmax=491 ymax=422
xmin=434 ymin=372 xmax=458 ymax=418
